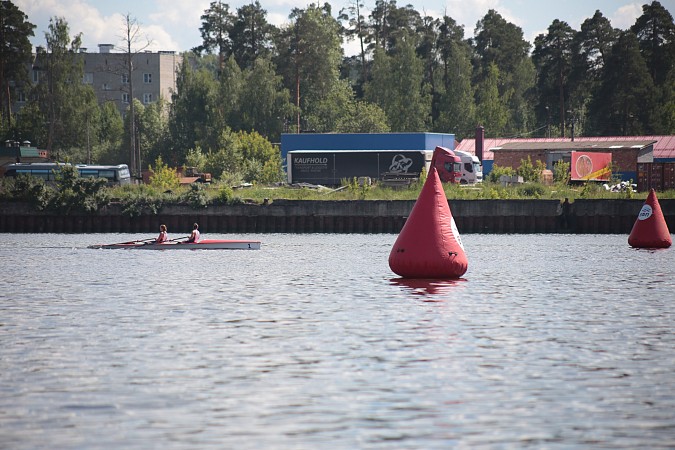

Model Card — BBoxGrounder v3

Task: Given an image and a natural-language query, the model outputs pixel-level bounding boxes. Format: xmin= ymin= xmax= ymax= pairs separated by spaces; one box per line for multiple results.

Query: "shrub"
xmin=486 ymin=165 xmax=515 ymax=183
xmin=214 ymin=184 xmax=237 ymax=204
xmin=579 ymin=182 xmax=602 ymax=198
xmin=517 ymin=183 xmax=546 ymax=198
xmin=5 ymin=174 xmax=52 ymax=209
xmin=180 ymin=183 xmax=209 ymax=208
xmin=553 ymin=160 xmax=571 ymax=184
xmin=517 ymin=156 xmax=546 ymax=182
xmin=48 ymin=165 xmax=110 ymax=214
xmin=117 ymin=184 xmax=165 ymax=217
xmin=148 ymin=156 xmax=180 ymax=191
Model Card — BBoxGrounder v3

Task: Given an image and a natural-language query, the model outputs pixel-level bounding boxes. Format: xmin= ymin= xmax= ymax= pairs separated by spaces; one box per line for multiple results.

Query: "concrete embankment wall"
xmin=1 ymin=199 xmax=673 ymax=234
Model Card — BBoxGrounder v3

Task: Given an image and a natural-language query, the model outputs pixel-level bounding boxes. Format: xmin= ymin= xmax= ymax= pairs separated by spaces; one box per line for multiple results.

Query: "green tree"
xmin=14 ymin=100 xmax=46 ymax=147
xmin=472 ymin=10 xmax=530 ymax=79
xmin=532 ymin=20 xmax=576 ymax=137
xmin=657 ymin=65 xmax=675 ymax=133
xmin=304 ymin=78 xmax=353 ymax=132
xmin=335 ymin=100 xmax=390 ymax=133
xmin=238 ymin=56 xmax=294 ymax=140
xmin=94 ymin=101 xmax=124 ymax=164
xmin=0 ymin=1 xmax=35 ymax=128
xmin=148 ymin=155 xmax=180 ymax=191
xmin=631 ymin=1 xmax=675 ymax=134
xmin=237 ymin=130 xmax=284 ymax=183
xmin=185 ymin=147 xmax=207 ymax=171
xmin=204 ymin=127 xmax=241 ymax=181
xmin=569 ymin=11 xmax=618 ymax=134
xmin=365 ymin=37 xmax=430 ymax=131
xmin=68 ymin=88 xmax=101 ymax=164
xmin=367 ymin=0 xmax=422 ymax=54
xmin=138 ymin=97 xmax=169 ymax=169
xmin=230 ymin=1 xmax=276 ymax=70
xmin=213 ymin=55 xmax=242 ymax=138
xmin=193 ymin=0 xmax=236 ymax=73
xmin=475 ymin=63 xmax=508 ymax=136
xmin=631 ymin=1 xmax=675 ymax=86
xmin=434 ymin=16 xmax=475 ymax=138
xmin=472 ymin=10 xmax=533 ymax=136
xmin=168 ymin=61 xmax=218 ymax=164
xmin=275 ymin=3 xmax=344 ymax=132
xmin=30 ymin=17 xmax=96 ymax=159
xmin=588 ymin=31 xmax=656 ymax=135
xmin=338 ymin=0 xmax=369 ymax=85
xmin=573 ymin=11 xmax=617 ymax=83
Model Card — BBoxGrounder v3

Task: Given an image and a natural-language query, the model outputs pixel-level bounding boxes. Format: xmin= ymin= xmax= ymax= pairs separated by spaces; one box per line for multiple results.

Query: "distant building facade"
xmin=455 ymin=133 xmax=675 ymax=182
xmin=13 ymin=44 xmax=182 ymax=118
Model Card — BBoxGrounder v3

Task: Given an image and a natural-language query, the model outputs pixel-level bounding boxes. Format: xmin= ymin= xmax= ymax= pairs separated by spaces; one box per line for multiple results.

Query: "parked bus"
xmin=75 ymin=164 xmax=131 ymax=185
xmin=3 ymin=163 xmax=131 ymax=185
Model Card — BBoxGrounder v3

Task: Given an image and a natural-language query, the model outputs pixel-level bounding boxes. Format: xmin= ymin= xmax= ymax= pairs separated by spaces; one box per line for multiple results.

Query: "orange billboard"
xmin=571 ymin=151 xmax=612 ymax=181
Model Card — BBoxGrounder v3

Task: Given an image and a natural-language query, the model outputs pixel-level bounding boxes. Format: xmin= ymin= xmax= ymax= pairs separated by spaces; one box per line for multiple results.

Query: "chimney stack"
xmin=475 ymin=126 xmax=485 ymax=161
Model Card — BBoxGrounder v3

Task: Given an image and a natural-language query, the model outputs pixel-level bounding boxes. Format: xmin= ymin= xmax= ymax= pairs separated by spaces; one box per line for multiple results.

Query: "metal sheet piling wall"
xmin=1 ymin=199 xmax=673 ymax=234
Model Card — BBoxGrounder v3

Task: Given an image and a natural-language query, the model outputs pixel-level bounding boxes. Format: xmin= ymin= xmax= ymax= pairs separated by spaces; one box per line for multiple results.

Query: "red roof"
xmin=455 ymin=135 xmax=675 ymax=160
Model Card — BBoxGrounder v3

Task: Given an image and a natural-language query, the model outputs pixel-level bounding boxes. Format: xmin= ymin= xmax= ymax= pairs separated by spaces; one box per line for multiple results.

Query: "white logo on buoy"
xmin=451 ymin=217 xmax=464 ymax=250
xmin=638 ymin=204 xmax=653 ymax=221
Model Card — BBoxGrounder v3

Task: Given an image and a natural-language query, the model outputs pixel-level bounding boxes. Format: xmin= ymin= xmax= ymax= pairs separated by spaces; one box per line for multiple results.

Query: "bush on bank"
xmin=2 ymin=174 xmax=674 ymax=216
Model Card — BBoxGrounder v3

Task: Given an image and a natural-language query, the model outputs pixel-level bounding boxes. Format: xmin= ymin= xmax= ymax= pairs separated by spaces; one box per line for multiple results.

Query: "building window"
xmin=18 ymin=91 xmax=27 ymax=103
xmin=32 ymin=70 xmax=39 ymax=83
xmin=143 ymin=73 xmax=152 ymax=83
xmin=121 ymin=73 xmax=129 ymax=84
xmin=83 ymin=72 xmax=94 ymax=84
xmin=143 ymin=93 xmax=153 ymax=104
xmin=122 ymin=93 xmax=129 ymax=103
xmin=102 ymin=83 xmax=110 ymax=91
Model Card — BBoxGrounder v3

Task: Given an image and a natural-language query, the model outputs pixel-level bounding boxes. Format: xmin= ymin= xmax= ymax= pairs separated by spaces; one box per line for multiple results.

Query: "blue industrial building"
xmin=280 ymin=133 xmax=455 ymax=160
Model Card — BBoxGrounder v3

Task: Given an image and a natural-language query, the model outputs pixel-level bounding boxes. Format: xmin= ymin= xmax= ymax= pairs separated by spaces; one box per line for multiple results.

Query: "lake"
xmin=1 ymin=232 xmax=674 ymax=449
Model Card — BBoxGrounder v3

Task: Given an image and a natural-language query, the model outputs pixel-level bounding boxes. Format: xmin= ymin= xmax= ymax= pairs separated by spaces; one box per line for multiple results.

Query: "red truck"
xmin=431 ymin=146 xmax=463 ymax=183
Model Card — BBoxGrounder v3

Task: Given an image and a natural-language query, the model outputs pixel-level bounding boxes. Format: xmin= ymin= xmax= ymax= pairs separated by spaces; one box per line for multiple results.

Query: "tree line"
xmin=0 ymin=0 xmax=673 ymax=184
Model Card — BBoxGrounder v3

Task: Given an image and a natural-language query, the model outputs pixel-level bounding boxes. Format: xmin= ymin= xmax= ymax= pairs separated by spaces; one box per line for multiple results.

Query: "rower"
xmin=186 ymin=223 xmax=200 ymax=243
xmin=156 ymin=224 xmax=168 ymax=243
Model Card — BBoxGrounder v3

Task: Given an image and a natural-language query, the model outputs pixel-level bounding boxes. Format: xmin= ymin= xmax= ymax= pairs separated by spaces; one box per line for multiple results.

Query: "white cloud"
xmin=149 ymin=0 xmax=209 ymax=30
xmin=441 ymin=0 xmax=517 ymax=36
xmin=610 ymin=3 xmax=642 ymax=30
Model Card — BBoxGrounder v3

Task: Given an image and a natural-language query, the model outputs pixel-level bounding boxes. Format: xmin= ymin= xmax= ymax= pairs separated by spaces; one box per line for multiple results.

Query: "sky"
xmin=13 ymin=0 xmax=674 ymax=56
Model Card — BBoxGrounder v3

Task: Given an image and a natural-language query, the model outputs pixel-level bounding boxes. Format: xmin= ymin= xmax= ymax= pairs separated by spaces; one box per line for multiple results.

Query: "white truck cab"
xmin=453 ymin=150 xmax=483 ymax=184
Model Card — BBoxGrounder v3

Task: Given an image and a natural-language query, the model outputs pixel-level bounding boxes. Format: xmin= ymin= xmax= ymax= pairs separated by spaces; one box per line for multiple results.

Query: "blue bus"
xmin=3 ymin=163 xmax=132 ymax=185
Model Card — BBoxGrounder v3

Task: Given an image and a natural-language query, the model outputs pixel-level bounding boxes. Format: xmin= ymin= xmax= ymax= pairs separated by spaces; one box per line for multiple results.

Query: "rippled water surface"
xmin=1 ymin=232 xmax=674 ymax=449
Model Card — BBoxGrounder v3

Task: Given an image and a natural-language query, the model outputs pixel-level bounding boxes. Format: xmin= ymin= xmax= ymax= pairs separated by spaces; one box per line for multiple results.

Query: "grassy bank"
xmin=4 ymin=170 xmax=674 ymax=218
xmin=108 ymin=180 xmax=674 ymax=206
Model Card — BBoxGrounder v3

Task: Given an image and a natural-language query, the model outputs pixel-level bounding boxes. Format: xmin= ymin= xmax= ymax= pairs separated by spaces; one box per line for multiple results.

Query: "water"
xmin=1 ymin=233 xmax=674 ymax=449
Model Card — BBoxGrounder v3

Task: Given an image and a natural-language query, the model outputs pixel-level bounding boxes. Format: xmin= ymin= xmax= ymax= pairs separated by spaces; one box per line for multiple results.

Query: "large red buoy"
xmin=628 ymin=189 xmax=671 ymax=249
xmin=388 ymin=149 xmax=468 ymax=278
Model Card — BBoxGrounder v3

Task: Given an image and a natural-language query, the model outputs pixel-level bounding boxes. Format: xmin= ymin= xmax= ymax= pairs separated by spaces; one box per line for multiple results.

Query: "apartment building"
xmin=82 ymin=44 xmax=182 ymax=116
xmin=15 ymin=44 xmax=182 ymax=117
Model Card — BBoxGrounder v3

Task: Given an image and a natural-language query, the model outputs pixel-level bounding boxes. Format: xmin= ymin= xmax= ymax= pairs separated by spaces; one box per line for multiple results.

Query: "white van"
xmin=453 ymin=150 xmax=483 ymax=184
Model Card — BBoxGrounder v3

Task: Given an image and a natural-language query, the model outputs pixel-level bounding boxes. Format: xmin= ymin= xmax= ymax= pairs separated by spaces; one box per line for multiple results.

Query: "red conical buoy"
xmin=388 ymin=154 xmax=468 ymax=279
xmin=628 ymin=189 xmax=671 ymax=249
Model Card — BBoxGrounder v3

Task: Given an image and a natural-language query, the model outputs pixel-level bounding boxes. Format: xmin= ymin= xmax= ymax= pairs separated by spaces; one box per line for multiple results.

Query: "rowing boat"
xmin=88 ymin=239 xmax=261 ymax=250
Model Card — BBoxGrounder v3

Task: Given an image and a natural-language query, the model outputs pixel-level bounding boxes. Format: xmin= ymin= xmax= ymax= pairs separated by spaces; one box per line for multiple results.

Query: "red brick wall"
xmin=494 ymin=151 xmax=547 ymax=169
xmin=494 ymin=149 xmax=639 ymax=173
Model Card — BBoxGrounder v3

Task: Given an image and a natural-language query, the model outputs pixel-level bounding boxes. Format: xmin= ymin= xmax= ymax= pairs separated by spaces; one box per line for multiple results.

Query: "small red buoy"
xmin=388 ymin=151 xmax=468 ymax=279
xmin=628 ymin=189 xmax=671 ymax=249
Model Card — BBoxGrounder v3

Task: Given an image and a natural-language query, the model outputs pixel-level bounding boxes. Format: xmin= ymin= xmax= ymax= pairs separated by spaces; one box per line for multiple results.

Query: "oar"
xmin=165 ymin=236 xmax=190 ymax=243
xmin=140 ymin=236 xmax=191 ymax=246
xmin=119 ymin=237 xmax=156 ymax=245
xmin=88 ymin=237 xmax=157 ymax=249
